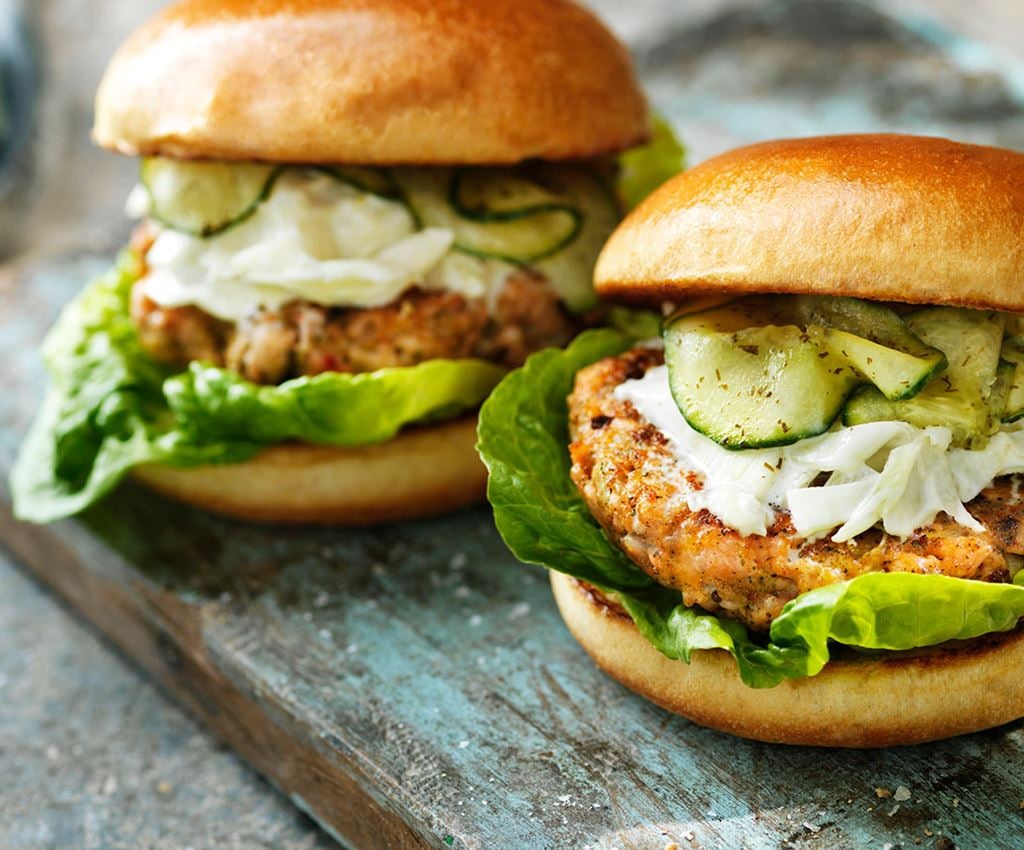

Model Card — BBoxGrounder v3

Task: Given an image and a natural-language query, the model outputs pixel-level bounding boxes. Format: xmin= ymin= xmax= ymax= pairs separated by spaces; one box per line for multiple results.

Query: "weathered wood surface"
xmin=5 ymin=2 xmax=1024 ymax=849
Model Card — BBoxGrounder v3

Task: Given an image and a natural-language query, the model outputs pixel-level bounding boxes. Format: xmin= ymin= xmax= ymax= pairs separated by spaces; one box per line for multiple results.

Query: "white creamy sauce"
xmin=615 ymin=363 xmax=1024 ymax=540
xmin=129 ymin=170 xmax=519 ymax=321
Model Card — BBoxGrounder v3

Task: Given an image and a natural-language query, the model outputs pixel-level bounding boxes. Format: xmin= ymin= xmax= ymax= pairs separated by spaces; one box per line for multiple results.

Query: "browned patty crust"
xmin=128 ymin=218 xmax=580 ymax=384
xmin=568 ymin=347 xmax=1023 ymax=632
xmin=132 ymin=270 xmax=579 ymax=384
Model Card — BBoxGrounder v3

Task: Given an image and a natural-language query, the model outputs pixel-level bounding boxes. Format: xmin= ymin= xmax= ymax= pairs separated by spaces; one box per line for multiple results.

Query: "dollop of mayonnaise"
xmin=615 ymin=364 xmax=1024 ymax=540
xmin=131 ymin=170 xmax=518 ymax=321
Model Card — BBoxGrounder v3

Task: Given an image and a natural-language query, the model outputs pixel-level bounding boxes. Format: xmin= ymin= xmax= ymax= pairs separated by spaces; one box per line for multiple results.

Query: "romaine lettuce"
xmin=11 ymin=255 xmax=504 ymax=522
xmin=617 ymin=114 xmax=687 ymax=209
xmin=477 ymin=330 xmax=1024 ymax=687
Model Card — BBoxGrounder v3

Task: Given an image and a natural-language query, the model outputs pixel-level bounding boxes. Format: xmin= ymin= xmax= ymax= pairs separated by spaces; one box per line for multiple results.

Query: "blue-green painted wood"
xmin=4 ymin=2 xmax=1024 ymax=849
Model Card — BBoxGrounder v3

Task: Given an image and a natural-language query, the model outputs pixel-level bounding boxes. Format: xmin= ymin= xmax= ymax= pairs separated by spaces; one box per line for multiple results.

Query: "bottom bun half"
xmin=133 ymin=416 xmax=486 ymax=525
xmin=550 ymin=571 xmax=1024 ymax=747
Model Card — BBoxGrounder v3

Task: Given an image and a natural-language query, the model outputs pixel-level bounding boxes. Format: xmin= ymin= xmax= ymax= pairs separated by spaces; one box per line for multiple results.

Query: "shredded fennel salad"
xmin=617 ymin=362 xmax=1024 ymax=540
xmin=127 ymin=169 xmax=521 ymax=321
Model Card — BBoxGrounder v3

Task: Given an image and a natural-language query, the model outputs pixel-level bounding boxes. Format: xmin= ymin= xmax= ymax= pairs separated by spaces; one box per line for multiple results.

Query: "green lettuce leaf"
xmin=606 ymin=306 xmax=664 ymax=341
xmin=12 ymin=255 xmax=504 ymax=522
xmin=617 ymin=113 xmax=687 ymax=210
xmin=478 ymin=330 xmax=653 ymax=590
xmin=165 ymin=358 xmax=504 ymax=447
xmin=620 ymin=574 xmax=1024 ymax=688
xmin=477 ymin=331 xmax=1024 ymax=687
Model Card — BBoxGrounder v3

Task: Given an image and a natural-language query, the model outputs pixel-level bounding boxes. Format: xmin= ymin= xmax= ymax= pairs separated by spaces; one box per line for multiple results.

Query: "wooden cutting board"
xmin=5 ymin=2 xmax=1024 ymax=848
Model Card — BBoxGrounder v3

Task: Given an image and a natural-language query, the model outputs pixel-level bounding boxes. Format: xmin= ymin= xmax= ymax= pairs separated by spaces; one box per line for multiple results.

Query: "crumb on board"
xmin=894 ymin=786 xmax=912 ymax=802
xmin=507 ymin=602 xmax=531 ymax=620
xmin=876 ymin=787 xmax=892 ymax=798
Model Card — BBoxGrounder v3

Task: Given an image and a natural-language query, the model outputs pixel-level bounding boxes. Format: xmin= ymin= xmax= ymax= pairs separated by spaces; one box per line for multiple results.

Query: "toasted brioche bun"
xmin=132 ymin=416 xmax=485 ymax=524
xmin=94 ymin=0 xmax=649 ymax=165
xmin=596 ymin=134 xmax=1024 ymax=313
xmin=551 ymin=572 xmax=1024 ymax=747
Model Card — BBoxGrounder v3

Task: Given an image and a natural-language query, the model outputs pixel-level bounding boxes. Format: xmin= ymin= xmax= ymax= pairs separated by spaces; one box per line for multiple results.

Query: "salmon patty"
xmin=568 ymin=346 xmax=1023 ymax=632
xmin=131 ymin=271 xmax=579 ymax=385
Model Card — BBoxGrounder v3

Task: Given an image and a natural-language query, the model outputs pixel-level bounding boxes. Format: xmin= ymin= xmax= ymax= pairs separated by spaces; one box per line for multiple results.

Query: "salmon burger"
xmin=479 ymin=135 xmax=1024 ymax=746
xmin=12 ymin=0 xmax=687 ymax=525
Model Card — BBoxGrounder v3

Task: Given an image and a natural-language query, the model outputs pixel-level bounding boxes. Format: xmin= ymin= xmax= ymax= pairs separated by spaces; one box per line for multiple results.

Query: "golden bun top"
xmin=93 ymin=0 xmax=649 ymax=165
xmin=595 ymin=134 xmax=1024 ymax=313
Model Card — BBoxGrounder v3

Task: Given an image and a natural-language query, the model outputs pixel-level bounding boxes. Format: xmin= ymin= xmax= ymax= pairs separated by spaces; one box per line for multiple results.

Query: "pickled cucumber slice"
xmin=319 ymin=166 xmax=402 ymax=199
xmin=843 ymin=308 xmax=1006 ymax=448
xmin=821 ymin=330 xmax=945 ymax=401
xmin=793 ymin=296 xmax=946 ymax=399
xmin=1005 ymin=313 xmax=1024 ymax=345
xmin=394 ymin=167 xmax=581 ymax=264
xmin=140 ymin=157 xmax=282 ymax=238
xmin=662 ymin=297 xmax=953 ymax=449
xmin=663 ymin=312 xmax=860 ymax=449
xmin=532 ymin=166 xmax=620 ymax=312
xmin=394 ymin=165 xmax=616 ymax=311
xmin=999 ymin=340 xmax=1024 ymax=422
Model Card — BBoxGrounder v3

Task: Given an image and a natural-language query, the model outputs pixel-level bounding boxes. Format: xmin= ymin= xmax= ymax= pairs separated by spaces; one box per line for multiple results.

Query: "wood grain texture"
xmin=0 ymin=547 xmax=339 ymax=850
xmin=5 ymin=1 xmax=1024 ymax=849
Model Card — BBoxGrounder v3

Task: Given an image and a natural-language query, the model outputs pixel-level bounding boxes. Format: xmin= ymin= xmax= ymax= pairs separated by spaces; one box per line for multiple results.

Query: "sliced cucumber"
xmin=821 ymin=330 xmax=944 ymax=401
xmin=991 ymin=360 xmax=1015 ymax=422
xmin=393 ymin=165 xmax=616 ymax=312
xmin=319 ymin=166 xmax=402 ymax=199
xmin=906 ymin=308 xmax=1005 ymax=390
xmin=1000 ymin=340 xmax=1024 ymax=422
xmin=140 ymin=157 xmax=281 ymax=238
xmin=843 ymin=308 xmax=1006 ymax=448
xmin=1005 ymin=313 xmax=1024 ymax=345
xmin=791 ymin=296 xmax=924 ymax=349
xmin=793 ymin=296 xmax=946 ymax=399
xmin=662 ymin=295 xmax=944 ymax=401
xmin=394 ymin=167 xmax=581 ymax=264
xmin=664 ymin=310 xmax=860 ymax=449
xmin=532 ymin=166 xmax=620 ymax=313
xmin=843 ymin=384 xmax=988 ymax=444
xmin=660 ymin=296 xmax=947 ymax=449
xmin=141 ymin=159 xmax=615 ymax=311
xmin=451 ymin=165 xmax=577 ymax=220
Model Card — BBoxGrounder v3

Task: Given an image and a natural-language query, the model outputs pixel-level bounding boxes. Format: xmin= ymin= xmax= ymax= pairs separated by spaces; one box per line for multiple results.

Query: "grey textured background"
xmin=2 ymin=1 xmax=1023 ymax=848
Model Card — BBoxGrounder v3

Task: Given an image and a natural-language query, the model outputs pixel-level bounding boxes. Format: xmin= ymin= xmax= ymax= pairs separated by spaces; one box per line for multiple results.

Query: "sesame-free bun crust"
xmin=94 ymin=0 xmax=649 ymax=165
xmin=551 ymin=572 xmax=1024 ymax=747
xmin=132 ymin=416 xmax=485 ymax=524
xmin=596 ymin=134 xmax=1024 ymax=313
